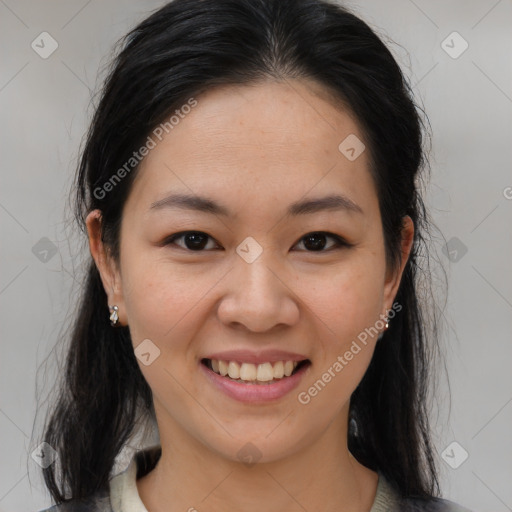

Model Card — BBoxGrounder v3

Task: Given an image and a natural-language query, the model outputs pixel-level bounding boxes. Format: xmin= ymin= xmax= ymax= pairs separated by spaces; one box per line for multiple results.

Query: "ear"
xmin=85 ymin=209 xmax=126 ymax=326
xmin=382 ymin=215 xmax=414 ymax=310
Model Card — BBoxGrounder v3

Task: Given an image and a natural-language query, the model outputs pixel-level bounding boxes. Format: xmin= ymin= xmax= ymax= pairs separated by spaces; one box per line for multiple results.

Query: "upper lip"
xmin=203 ymin=349 xmax=309 ymax=365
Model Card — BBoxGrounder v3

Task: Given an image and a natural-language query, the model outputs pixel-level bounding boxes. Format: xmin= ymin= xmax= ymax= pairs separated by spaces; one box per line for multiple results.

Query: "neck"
xmin=137 ymin=406 xmax=378 ymax=512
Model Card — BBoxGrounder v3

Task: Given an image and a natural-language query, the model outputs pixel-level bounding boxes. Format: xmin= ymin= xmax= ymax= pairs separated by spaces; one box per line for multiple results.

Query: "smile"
xmin=200 ymin=358 xmax=311 ymax=402
xmin=202 ymin=358 xmax=309 ymax=384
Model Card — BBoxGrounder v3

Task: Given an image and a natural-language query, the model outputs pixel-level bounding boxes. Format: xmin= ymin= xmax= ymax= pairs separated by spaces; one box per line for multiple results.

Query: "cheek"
xmin=121 ymin=260 xmax=210 ymax=399
xmin=298 ymin=255 xmax=385 ymax=346
xmin=295 ymin=264 xmax=384 ymax=411
xmin=122 ymin=261 xmax=205 ymax=342
xmin=120 ymin=239 xmax=232 ymax=358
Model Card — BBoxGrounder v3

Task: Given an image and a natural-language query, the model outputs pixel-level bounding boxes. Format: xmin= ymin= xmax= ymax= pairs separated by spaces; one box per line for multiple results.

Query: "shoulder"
xmin=36 ymin=490 xmax=112 ymax=512
xmin=375 ymin=471 xmax=474 ymax=512
xmin=396 ymin=496 xmax=474 ymax=512
xmin=36 ymin=445 xmax=161 ymax=512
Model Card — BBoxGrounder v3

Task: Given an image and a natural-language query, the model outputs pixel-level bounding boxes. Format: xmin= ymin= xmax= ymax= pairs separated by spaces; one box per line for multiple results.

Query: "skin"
xmin=87 ymin=79 xmax=414 ymax=512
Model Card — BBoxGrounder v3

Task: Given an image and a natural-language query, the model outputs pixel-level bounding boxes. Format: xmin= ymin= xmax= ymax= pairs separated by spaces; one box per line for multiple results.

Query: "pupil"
xmin=304 ymin=233 xmax=326 ymax=251
xmin=185 ymin=233 xmax=207 ymax=250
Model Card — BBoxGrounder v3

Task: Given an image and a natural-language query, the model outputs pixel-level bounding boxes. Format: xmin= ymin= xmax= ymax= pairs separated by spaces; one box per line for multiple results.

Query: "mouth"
xmin=201 ymin=358 xmax=311 ymax=385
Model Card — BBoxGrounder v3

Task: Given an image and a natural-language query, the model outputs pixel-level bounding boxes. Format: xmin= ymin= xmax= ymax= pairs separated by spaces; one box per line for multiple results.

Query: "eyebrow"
xmin=149 ymin=192 xmax=364 ymax=216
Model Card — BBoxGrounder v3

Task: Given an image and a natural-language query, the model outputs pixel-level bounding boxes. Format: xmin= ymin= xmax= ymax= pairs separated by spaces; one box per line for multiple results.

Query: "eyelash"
xmin=162 ymin=231 xmax=351 ymax=253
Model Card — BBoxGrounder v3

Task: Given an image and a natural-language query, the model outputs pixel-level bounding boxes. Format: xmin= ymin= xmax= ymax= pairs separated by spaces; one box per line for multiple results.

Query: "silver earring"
xmin=109 ymin=305 xmax=119 ymax=326
xmin=383 ymin=308 xmax=390 ymax=330
xmin=378 ymin=314 xmax=389 ymax=341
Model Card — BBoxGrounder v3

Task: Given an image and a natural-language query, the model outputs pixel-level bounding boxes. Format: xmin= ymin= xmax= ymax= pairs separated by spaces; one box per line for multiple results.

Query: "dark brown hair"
xmin=39 ymin=0 xmax=442 ymax=504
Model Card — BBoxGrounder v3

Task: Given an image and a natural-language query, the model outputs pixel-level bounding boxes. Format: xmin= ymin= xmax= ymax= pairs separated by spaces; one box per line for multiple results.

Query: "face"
xmin=88 ymin=79 xmax=413 ymax=464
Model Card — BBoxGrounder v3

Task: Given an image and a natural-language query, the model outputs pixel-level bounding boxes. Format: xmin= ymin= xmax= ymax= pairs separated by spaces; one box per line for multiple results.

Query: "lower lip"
xmin=199 ymin=361 xmax=311 ymax=403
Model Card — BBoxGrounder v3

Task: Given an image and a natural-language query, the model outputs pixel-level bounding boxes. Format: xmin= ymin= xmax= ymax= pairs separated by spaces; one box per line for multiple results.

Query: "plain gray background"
xmin=1 ymin=0 xmax=511 ymax=511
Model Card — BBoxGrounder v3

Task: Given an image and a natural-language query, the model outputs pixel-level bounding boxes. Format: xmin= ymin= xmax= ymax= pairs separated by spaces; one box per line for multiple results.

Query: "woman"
xmin=37 ymin=0 xmax=472 ymax=510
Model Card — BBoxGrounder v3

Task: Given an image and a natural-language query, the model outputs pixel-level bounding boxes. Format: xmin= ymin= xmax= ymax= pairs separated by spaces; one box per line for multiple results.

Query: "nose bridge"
xmin=237 ymin=252 xmax=277 ymax=300
xmin=234 ymin=235 xmax=278 ymax=294
xmin=217 ymin=241 xmax=298 ymax=332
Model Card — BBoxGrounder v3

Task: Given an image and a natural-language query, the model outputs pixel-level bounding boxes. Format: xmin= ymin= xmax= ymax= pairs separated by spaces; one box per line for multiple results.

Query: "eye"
xmin=163 ymin=231 xmax=220 ymax=251
xmin=162 ymin=230 xmax=350 ymax=253
xmin=293 ymin=232 xmax=350 ymax=252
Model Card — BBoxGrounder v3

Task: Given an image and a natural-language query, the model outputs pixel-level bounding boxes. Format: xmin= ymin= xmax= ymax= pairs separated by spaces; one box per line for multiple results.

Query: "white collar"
xmin=109 ymin=451 xmax=149 ymax=512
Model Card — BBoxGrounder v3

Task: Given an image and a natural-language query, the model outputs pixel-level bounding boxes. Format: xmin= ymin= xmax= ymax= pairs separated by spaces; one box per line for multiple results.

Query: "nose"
xmin=216 ymin=253 xmax=300 ymax=333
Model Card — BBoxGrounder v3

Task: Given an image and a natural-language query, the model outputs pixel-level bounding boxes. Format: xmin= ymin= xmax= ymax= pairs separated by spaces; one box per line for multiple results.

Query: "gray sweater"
xmin=38 ymin=446 xmax=474 ymax=512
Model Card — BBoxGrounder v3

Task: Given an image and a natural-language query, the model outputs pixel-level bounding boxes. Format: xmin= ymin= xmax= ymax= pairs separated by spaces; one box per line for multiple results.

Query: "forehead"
xmin=125 ymin=79 xmax=377 ymax=218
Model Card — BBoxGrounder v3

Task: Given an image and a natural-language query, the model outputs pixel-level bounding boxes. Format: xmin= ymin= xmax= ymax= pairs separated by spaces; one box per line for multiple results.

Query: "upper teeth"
xmin=210 ymin=359 xmax=299 ymax=381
